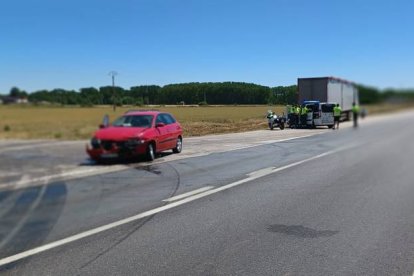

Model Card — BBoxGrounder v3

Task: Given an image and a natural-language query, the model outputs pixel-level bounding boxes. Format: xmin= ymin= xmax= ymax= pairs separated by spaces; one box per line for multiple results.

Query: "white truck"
xmin=298 ymin=77 xmax=359 ymax=120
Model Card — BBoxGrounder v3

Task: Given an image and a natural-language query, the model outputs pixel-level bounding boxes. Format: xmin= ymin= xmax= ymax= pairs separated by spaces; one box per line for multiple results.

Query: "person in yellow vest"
xmin=290 ymin=105 xmax=297 ymax=127
xmin=287 ymin=105 xmax=294 ymax=127
xmin=352 ymin=102 xmax=360 ymax=128
xmin=291 ymin=105 xmax=296 ymax=115
xmin=333 ymin=104 xmax=342 ymax=130
xmin=295 ymin=106 xmax=300 ymax=115
xmin=291 ymin=105 xmax=299 ymax=127
xmin=300 ymin=105 xmax=308 ymax=126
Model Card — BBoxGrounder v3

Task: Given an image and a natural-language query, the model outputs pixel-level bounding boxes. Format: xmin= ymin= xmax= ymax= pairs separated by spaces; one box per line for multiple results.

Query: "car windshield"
xmin=305 ymin=104 xmax=318 ymax=112
xmin=112 ymin=115 xmax=153 ymax=128
xmin=321 ymin=104 xmax=335 ymax=112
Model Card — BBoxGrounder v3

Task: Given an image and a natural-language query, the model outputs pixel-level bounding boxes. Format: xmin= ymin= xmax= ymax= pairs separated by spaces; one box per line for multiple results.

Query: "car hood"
xmin=93 ymin=126 xmax=148 ymax=141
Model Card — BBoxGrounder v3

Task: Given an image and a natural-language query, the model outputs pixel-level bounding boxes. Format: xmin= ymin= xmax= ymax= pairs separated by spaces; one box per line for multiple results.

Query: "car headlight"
xmin=90 ymin=137 xmax=101 ymax=148
xmin=126 ymin=139 xmax=146 ymax=146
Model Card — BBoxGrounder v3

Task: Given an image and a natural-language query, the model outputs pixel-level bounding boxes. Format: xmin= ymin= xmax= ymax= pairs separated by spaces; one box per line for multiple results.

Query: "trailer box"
xmin=298 ymin=77 xmax=358 ymax=118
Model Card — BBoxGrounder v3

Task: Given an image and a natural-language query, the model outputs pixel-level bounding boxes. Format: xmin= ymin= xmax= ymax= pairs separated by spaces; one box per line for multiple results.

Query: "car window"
xmin=156 ymin=114 xmax=168 ymax=125
xmin=306 ymin=104 xmax=318 ymax=112
xmin=163 ymin=114 xmax=176 ymax=124
xmin=161 ymin=114 xmax=175 ymax=125
xmin=321 ymin=104 xmax=334 ymax=112
xmin=112 ymin=115 xmax=153 ymax=128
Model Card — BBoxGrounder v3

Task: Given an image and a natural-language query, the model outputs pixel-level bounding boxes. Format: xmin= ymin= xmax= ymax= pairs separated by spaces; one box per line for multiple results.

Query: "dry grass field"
xmin=0 ymin=105 xmax=286 ymax=140
xmin=0 ymin=103 xmax=412 ymax=140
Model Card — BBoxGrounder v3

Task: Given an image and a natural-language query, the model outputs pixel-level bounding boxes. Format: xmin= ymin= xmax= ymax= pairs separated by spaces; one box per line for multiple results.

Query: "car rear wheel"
xmin=146 ymin=143 xmax=155 ymax=161
xmin=173 ymin=136 xmax=182 ymax=153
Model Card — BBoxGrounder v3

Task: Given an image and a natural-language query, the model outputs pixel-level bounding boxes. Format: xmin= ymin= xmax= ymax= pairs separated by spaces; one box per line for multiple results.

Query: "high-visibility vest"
xmin=352 ymin=105 xmax=360 ymax=113
xmin=334 ymin=106 xmax=342 ymax=116
xmin=301 ymin=107 xmax=308 ymax=115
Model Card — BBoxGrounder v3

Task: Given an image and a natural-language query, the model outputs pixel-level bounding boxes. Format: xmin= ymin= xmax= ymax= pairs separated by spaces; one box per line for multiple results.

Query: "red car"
xmin=86 ymin=110 xmax=183 ymax=162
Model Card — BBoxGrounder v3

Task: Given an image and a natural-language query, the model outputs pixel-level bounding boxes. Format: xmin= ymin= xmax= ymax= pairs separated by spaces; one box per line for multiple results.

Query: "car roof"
xmin=123 ymin=110 xmax=162 ymax=116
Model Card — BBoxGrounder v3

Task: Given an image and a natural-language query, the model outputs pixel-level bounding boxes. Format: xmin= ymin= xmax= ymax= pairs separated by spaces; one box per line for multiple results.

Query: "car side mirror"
xmin=156 ymin=122 xmax=165 ymax=128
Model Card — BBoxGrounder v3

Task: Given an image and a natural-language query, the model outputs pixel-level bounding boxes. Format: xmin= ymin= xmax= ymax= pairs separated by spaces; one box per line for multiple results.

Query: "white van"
xmin=303 ymin=101 xmax=335 ymax=128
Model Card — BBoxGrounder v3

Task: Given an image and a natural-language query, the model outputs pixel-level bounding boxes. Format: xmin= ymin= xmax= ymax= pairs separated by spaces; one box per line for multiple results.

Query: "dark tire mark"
xmin=0 ymin=182 xmax=67 ymax=271
xmin=77 ymin=163 xmax=182 ymax=272
xmin=267 ymin=224 xmax=338 ymax=238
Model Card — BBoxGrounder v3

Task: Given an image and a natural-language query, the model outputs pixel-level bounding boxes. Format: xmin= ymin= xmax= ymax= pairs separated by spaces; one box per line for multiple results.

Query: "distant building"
xmin=1 ymin=96 xmax=28 ymax=104
xmin=17 ymin=97 xmax=28 ymax=104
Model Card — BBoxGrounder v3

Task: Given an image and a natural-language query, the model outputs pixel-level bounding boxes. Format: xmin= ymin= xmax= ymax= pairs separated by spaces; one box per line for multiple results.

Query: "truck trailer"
xmin=297 ymin=77 xmax=359 ymax=120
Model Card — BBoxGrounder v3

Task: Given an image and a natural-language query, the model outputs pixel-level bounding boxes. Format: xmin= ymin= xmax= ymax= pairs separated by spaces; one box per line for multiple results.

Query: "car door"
xmin=164 ymin=113 xmax=181 ymax=149
xmin=155 ymin=114 xmax=169 ymax=151
xmin=321 ymin=104 xmax=335 ymax=125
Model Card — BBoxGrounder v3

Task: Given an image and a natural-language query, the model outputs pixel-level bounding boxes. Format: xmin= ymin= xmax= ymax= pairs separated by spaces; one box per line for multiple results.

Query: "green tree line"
xmin=357 ymin=85 xmax=414 ymax=104
xmin=2 ymin=82 xmax=414 ymax=106
xmin=26 ymin=82 xmax=284 ymax=106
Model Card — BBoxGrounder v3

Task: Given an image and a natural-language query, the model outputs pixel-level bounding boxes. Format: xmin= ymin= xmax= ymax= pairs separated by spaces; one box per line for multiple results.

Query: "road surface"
xmin=1 ymin=111 xmax=414 ymax=275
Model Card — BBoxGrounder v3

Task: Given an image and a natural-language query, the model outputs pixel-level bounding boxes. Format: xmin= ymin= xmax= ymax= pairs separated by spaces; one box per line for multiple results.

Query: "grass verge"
xmin=0 ymin=103 xmax=412 ymax=140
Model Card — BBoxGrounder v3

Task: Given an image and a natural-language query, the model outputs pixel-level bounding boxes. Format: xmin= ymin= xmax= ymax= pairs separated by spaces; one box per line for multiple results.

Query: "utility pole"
xmin=109 ymin=71 xmax=118 ymax=111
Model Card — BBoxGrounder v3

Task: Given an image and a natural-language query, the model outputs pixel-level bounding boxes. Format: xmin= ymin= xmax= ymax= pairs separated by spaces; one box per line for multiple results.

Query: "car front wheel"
xmin=146 ymin=143 xmax=155 ymax=161
xmin=173 ymin=137 xmax=182 ymax=153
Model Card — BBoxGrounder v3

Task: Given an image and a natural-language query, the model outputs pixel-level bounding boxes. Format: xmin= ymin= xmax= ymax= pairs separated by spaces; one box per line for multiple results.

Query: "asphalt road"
xmin=1 ymin=111 xmax=414 ymax=275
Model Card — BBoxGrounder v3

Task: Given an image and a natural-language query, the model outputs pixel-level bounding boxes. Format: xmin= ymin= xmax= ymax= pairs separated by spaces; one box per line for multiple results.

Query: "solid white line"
xmin=0 ymin=145 xmax=351 ymax=267
xmin=222 ymin=134 xmax=319 ymax=152
xmin=247 ymin=167 xmax=276 ymax=177
xmin=162 ymin=186 xmax=215 ymax=202
xmin=0 ymin=141 xmax=84 ymax=154
xmin=260 ymin=134 xmax=317 ymax=144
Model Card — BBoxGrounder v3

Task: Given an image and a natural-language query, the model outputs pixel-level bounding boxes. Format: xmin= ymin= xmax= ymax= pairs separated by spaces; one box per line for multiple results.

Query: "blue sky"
xmin=1 ymin=0 xmax=413 ymax=93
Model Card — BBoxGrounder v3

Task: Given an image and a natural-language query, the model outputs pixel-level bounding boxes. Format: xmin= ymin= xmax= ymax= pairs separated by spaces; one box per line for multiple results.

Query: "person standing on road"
xmin=333 ymin=104 xmax=342 ymax=130
xmin=352 ymin=102 xmax=360 ymax=128
xmin=300 ymin=105 xmax=308 ymax=126
xmin=295 ymin=105 xmax=301 ymax=127
xmin=289 ymin=105 xmax=297 ymax=127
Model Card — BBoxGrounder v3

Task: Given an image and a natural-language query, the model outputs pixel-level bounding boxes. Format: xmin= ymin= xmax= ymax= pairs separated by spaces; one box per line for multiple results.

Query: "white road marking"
xmin=247 ymin=167 xmax=276 ymax=177
xmin=0 ymin=175 xmax=32 ymax=218
xmin=0 ymin=166 xmax=128 ymax=190
xmin=0 ymin=141 xmax=84 ymax=154
xmin=162 ymin=186 xmax=215 ymax=202
xmin=213 ymin=134 xmax=319 ymax=151
xmin=0 ymin=145 xmax=353 ymax=267
xmin=0 ymin=185 xmax=47 ymax=250
xmin=258 ymin=134 xmax=316 ymax=144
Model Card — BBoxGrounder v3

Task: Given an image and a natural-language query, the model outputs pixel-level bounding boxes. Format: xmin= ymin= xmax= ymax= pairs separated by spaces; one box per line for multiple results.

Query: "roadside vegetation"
xmin=0 ymin=105 xmax=285 ymax=140
xmin=0 ymin=103 xmax=413 ymax=140
xmin=2 ymin=82 xmax=414 ymax=107
xmin=1 ymin=82 xmax=414 ymax=140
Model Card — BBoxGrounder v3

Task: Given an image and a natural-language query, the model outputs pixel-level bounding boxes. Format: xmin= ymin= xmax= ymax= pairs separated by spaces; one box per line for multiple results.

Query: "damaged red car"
xmin=86 ymin=110 xmax=183 ymax=162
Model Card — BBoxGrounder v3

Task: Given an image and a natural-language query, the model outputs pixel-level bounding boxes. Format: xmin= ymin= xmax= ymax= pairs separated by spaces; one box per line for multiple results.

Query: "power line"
xmin=108 ymin=71 xmax=118 ymax=111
